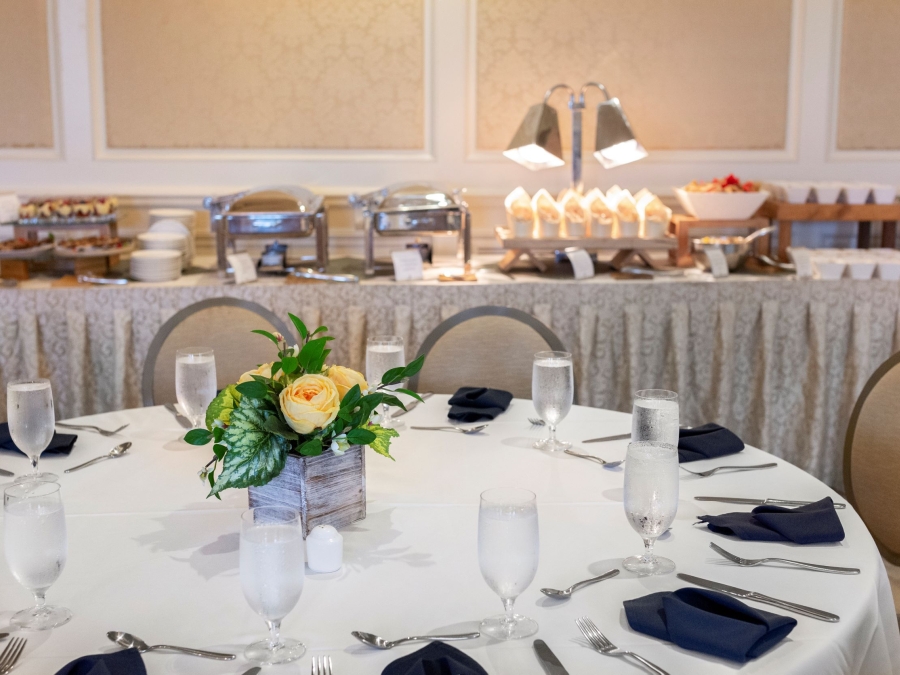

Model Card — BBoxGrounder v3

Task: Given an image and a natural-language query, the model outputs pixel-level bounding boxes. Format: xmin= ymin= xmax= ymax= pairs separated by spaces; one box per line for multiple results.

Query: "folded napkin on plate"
xmin=624 ymin=588 xmax=796 ymax=663
xmin=678 ymin=423 xmax=744 ymax=463
xmin=447 ymin=387 xmax=513 ymax=422
xmin=0 ymin=423 xmax=76 ymax=456
xmin=382 ymin=642 xmax=487 ymax=675
xmin=698 ymin=497 xmax=844 ymax=544
xmin=55 ymin=648 xmax=146 ymax=675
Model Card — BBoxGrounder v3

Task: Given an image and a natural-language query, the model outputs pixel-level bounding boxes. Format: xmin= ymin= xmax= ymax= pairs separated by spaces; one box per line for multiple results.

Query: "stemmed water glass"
xmin=622 ymin=441 xmax=679 ymax=576
xmin=366 ymin=336 xmax=405 ymax=429
xmin=532 ymin=351 xmax=574 ymax=451
xmin=632 ymin=389 xmax=679 ymax=446
xmin=478 ymin=488 xmax=539 ymax=640
xmin=7 ymin=378 xmax=57 ymax=482
xmin=240 ymin=506 xmax=306 ymax=665
xmin=4 ymin=480 xmax=72 ymax=629
xmin=175 ymin=347 xmax=217 ymax=429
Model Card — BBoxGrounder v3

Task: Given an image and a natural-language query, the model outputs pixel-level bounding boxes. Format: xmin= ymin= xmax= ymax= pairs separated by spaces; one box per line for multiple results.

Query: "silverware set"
xmin=576 ymin=617 xmax=669 ymax=675
xmin=410 ymin=425 xmax=488 ymax=435
xmin=680 ymin=462 xmax=777 ymax=478
xmin=564 ymin=448 xmax=623 ymax=468
xmin=57 ymin=422 xmax=129 ymax=437
xmin=0 ymin=638 xmax=26 ymax=675
xmin=311 ymin=655 xmax=333 ymax=674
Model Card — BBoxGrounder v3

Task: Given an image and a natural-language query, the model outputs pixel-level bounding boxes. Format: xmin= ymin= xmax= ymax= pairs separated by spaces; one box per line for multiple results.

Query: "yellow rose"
xmin=327 ymin=365 xmax=368 ymax=400
xmin=279 ymin=374 xmax=340 ymax=434
xmin=238 ymin=362 xmax=279 ymax=384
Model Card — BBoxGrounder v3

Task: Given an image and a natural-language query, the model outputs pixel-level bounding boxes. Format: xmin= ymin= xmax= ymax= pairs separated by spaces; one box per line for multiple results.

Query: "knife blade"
xmin=677 ymin=573 xmax=840 ymax=622
xmin=392 ymin=392 xmax=433 ymax=418
xmin=533 ymin=639 xmax=569 ymax=675
xmin=694 ymin=496 xmax=846 ymax=509
xmin=0 ymin=468 xmax=13 ymax=478
xmin=164 ymin=403 xmax=192 ymax=429
xmin=581 ymin=432 xmax=631 ymax=444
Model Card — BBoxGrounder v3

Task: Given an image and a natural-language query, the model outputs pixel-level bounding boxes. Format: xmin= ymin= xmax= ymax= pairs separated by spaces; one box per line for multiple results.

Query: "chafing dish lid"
xmin=349 ymin=183 xmax=464 ymax=214
xmin=205 ymin=185 xmax=324 ymax=214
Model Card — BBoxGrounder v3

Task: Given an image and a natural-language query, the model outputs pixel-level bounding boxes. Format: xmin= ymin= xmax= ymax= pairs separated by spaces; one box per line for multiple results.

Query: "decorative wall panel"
xmin=475 ymin=0 xmax=793 ymax=151
xmin=99 ymin=0 xmax=425 ymax=150
xmin=0 ymin=0 xmax=54 ymax=149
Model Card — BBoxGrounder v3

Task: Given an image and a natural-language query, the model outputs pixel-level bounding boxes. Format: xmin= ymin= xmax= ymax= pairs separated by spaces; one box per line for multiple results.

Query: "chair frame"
xmin=843 ymin=350 xmax=900 ymax=564
xmin=141 ymin=297 xmax=294 ymax=407
xmin=408 ymin=305 xmax=567 ymax=391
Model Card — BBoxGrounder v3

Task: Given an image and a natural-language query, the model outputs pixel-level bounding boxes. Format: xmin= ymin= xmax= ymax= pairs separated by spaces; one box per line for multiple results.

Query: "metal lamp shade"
xmin=503 ymin=103 xmax=565 ymax=170
xmin=593 ymin=98 xmax=648 ymax=169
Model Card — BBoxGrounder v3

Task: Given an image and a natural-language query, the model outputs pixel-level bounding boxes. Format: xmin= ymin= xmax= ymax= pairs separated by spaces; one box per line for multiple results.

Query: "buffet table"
xmin=0 ymin=400 xmax=897 ymax=674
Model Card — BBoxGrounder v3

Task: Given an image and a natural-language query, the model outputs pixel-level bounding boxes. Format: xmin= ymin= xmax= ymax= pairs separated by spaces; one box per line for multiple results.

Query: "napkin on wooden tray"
xmin=447 ymin=387 xmax=513 ymax=422
xmin=55 ymin=648 xmax=146 ymax=675
xmin=698 ymin=497 xmax=845 ymax=544
xmin=624 ymin=588 xmax=797 ymax=663
xmin=0 ymin=423 xmax=76 ymax=455
xmin=678 ymin=423 xmax=744 ymax=463
xmin=382 ymin=642 xmax=486 ymax=675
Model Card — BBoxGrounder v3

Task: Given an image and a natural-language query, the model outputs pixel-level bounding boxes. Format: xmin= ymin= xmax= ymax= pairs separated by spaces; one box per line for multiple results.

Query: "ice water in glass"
xmin=7 ymin=379 xmax=57 ymax=482
xmin=532 ymin=351 xmax=573 ymax=451
xmin=366 ymin=336 xmax=405 ymax=429
xmin=4 ymin=480 xmax=71 ymax=629
xmin=623 ymin=441 xmax=679 ymax=576
xmin=240 ymin=506 xmax=305 ymax=665
xmin=175 ymin=348 xmax=217 ymax=428
xmin=478 ymin=488 xmax=539 ymax=640
xmin=632 ymin=389 xmax=679 ymax=446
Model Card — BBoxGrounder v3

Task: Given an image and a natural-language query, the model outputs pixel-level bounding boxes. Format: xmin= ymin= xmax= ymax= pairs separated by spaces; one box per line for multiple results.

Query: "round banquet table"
xmin=1 ymin=397 xmax=898 ymax=675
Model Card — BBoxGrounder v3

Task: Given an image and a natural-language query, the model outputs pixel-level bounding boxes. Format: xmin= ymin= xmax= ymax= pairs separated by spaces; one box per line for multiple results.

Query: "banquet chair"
xmin=844 ymin=351 xmax=900 ymax=565
xmin=141 ymin=297 xmax=294 ymax=406
xmin=409 ymin=305 xmax=567 ymax=399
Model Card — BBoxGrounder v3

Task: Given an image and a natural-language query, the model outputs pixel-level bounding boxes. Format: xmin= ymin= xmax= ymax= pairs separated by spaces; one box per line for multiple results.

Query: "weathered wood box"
xmin=248 ymin=445 xmax=366 ymax=537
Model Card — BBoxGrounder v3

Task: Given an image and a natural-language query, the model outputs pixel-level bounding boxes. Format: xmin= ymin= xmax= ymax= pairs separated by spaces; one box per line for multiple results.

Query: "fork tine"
xmin=311 ymin=656 xmax=318 ymax=675
xmin=575 ymin=617 xmax=602 ymax=651
xmin=584 ymin=619 xmax=614 ymax=650
xmin=326 ymin=655 xmax=333 ymax=675
xmin=0 ymin=638 xmax=25 ymax=671
xmin=8 ymin=638 xmax=26 ymax=670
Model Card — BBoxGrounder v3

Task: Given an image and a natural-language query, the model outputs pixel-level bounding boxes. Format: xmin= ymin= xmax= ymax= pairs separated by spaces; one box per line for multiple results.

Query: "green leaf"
xmin=208 ymin=398 xmax=290 ymax=496
xmin=212 ymin=443 xmax=227 ymax=460
xmin=395 ymin=388 xmax=424 ymax=403
xmin=367 ymin=424 xmax=399 ymax=460
xmin=339 ymin=384 xmax=362 ymax=409
xmin=207 ymin=471 xmax=221 ymax=500
xmin=271 ymin=361 xmax=282 ymax=377
xmin=184 ymin=428 xmax=213 ymax=445
xmin=281 ymin=356 xmax=299 ymax=375
xmin=346 ymin=428 xmax=376 ymax=445
xmin=311 ymin=326 xmax=329 ymax=336
xmin=401 ymin=354 xmax=426 ymax=379
xmin=205 ymin=384 xmax=241 ymax=430
xmin=288 ymin=313 xmax=308 ymax=341
xmin=213 ymin=426 xmax=225 ymax=442
xmin=263 ymin=415 xmax=299 ymax=440
xmin=381 ymin=366 xmax=406 ymax=386
xmin=298 ymin=337 xmax=328 ymax=372
xmin=236 ymin=380 xmax=268 ymax=399
xmin=380 ymin=394 xmax=408 ymax=411
xmin=251 ymin=329 xmax=280 ymax=346
xmin=298 ymin=437 xmax=323 ymax=456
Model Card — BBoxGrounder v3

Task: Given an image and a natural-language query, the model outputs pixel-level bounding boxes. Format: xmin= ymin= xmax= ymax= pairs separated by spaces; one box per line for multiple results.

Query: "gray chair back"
xmin=141 ymin=297 xmax=294 ymax=406
xmin=409 ymin=306 xmax=567 ymax=399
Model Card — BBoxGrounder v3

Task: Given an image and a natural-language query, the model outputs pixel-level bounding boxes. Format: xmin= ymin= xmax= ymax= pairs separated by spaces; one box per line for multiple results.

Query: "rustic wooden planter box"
xmin=247 ymin=445 xmax=366 ymax=537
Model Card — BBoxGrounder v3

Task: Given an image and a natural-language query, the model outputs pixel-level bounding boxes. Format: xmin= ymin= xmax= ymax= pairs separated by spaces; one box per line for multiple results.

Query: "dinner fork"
xmin=56 ymin=422 xmax=129 ymax=437
xmin=0 ymin=637 xmax=27 ymax=674
xmin=576 ymin=617 xmax=668 ymax=675
xmin=710 ymin=542 xmax=860 ymax=574
xmin=528 ymin=417 xmax=545 ymax=427
xmin=311 ymin=654 xmax=333 ymax=675
xmin=680 ymin=462 xmax=777 ymax=478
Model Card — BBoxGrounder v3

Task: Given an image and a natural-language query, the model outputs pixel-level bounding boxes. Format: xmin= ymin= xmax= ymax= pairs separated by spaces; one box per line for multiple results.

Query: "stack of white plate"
xmin=130 ymin=249 xmax=182 ymax=282
xmin=148 ymin=219 xmax=194 ymax=268
xmin=137 ymin=231 xmax=189 ymax=269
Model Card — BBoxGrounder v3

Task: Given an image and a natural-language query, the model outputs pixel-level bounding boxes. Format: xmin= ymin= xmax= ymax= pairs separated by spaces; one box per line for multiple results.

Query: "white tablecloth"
xmin=1 ymin=398 xmax=898 ymax=674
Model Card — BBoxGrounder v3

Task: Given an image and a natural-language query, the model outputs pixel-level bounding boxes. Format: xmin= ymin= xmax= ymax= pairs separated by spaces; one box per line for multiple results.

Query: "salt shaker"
xmin=306 ymin=524 xmax=343 ymax=573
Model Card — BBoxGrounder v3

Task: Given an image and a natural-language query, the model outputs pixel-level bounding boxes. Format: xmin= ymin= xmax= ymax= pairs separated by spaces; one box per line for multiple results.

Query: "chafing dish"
xmin=349 ymin=183 xmax=471 ymax=276
xmin=205 ymin=185 xmax=328 ymax=274
xmin=692 ymin=226 xmax=774 ymax=271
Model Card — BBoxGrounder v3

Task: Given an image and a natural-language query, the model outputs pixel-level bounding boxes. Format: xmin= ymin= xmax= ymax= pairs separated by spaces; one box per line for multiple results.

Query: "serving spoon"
xmin=541 ymin=568 xmax=620 ymax=598
xmin=107 ymin=631 xmax=235 ymax=660
xmin=65 ymin=442 xmax=131 ymax=473
xmin=352 ymin=631 xmax=480 ymax=650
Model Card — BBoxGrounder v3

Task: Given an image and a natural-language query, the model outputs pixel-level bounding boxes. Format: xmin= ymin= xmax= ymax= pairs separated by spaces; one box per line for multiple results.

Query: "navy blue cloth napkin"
xmin=55 ymin=649 xmax=146 ymax=675
xmin=678 ymin=423 xmax=744 ymax=463
xmin=382 ymin=642 xmax=487 ymax=675
xmin=624 ymin=588 xmax=797 ymax=663
xmin=0 ymin=422 xmax=76 ymax=456
xmin=698 ymin=497 xmax=844 ymax=544
xmin=447 ymin=387 xmax=513 ymax=422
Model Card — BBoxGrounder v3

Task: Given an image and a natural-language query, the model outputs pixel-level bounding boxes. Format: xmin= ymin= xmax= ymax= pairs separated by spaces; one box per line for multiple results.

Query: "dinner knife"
xmin=0 ymin=467 xmax=13 ymax=478
xmin=677 ymin=573 xmax=840 ymax=622
xmin=164 ymin=403 xmax=192 ymax=429
xmin=533 ymin=639 xmax=569 ymax=675
xmin=581 ymin=432 xmax=631 ymax=444
xmin=694 ymin=496 xmax=846 ymax=509
xmin=392 ymin=392 xmax=434 ymax=418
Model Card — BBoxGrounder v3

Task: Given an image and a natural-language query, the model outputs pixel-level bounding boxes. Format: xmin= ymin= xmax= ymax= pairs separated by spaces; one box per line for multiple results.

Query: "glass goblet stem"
xmin=266 ymin=619 xmax=283 ymax=651
xmin=642 ymin=537 xmax=656 ymax=563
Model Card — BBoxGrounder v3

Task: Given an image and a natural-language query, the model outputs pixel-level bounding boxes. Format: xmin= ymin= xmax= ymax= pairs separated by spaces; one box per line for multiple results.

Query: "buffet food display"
xmin=18 ymin=196 xmax=118 ymax=223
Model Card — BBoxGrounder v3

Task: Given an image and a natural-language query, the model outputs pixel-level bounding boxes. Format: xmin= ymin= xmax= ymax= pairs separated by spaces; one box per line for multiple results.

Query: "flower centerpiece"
xmin=183 ymin=312 xmax=423 ymax=533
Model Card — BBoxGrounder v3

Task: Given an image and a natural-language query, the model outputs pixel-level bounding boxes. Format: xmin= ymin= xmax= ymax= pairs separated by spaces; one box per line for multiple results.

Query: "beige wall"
xmin=0 ymin=0 xmax=54 ymax=149
xmin=99 ymin=0 xmax=425 ymax=150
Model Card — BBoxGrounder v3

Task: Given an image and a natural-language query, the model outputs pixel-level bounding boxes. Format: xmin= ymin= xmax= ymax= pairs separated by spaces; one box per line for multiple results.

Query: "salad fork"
xmin=57 ymin=422 xmax=129 ymax=437
xmin=710 ymin=542 xmax=860 ymax=574
xmin=311 ymin=655 xmax=333 ymax=675
xmin=680 ymin=462 xmax=777 ymax=478
xmin=576 ymin=617 xmax=668 ymax=675
xmin=0 ymin=637 xmax=26 ymax=674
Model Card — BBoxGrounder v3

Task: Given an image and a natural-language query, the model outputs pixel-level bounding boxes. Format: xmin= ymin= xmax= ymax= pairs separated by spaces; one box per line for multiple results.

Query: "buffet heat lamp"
xmin=349 ymin=183 xmax=471 ymax=276
xmin=205 ymin=185 xmax=328 ymax=275
xmin=504 ymin=83 xmax=647 ymax=190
